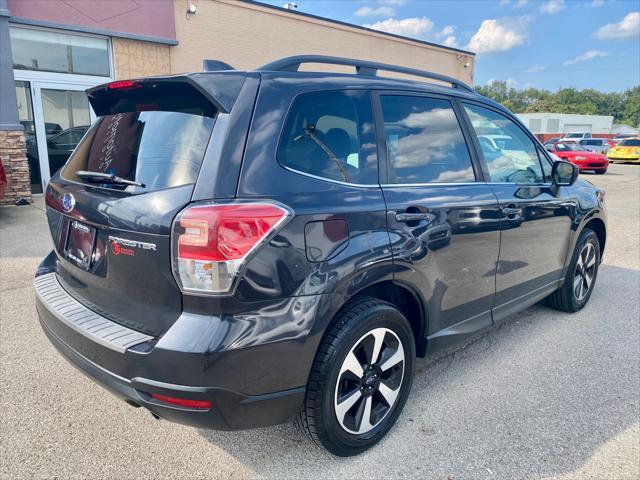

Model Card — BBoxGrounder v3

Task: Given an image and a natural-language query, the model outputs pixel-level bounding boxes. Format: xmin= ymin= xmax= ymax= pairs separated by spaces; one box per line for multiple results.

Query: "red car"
xmin=544 ymin=141 xmax=609 ymax=174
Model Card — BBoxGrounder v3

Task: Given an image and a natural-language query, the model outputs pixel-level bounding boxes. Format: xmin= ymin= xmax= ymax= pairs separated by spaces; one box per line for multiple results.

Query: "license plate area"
xmin=64 ymin=219 xmax=97 ymax=270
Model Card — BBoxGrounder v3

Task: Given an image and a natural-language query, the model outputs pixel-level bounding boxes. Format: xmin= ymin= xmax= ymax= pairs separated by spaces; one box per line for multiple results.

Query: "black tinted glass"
xmin=278 ymin=90 xmax=378 ymax=184
xmin=380 ymin=96 xmax=475 ymax=184
xmin=62 ymin=111 xmax=214 ymax=191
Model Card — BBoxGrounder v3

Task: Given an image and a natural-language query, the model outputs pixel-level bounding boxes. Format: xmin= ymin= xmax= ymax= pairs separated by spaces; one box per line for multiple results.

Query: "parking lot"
xmin=1 ymin=164 xmax=638 ymax=479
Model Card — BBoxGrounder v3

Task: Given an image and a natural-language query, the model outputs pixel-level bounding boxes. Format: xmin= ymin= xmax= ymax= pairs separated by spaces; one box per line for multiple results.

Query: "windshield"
xmin=564 ymin=133 xmax=583 ymax=138
xmin=619 ymin=139 xmax=640 ymax=147
xmin=62 ymin=111 xmax=214 ymax=192
xmin=555 ymin=142 xmax=580 ymax=152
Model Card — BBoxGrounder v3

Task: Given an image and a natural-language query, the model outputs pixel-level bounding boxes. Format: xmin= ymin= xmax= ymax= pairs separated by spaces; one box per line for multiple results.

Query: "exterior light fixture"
xmin=187 ymin=4 xmax=198 ymax=14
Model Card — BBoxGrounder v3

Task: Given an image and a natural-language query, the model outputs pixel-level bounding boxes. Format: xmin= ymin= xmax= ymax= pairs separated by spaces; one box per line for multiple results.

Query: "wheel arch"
xmin=583 ymin=217 xmax=606 ymax=258
xmin=324 ymin=279 xmax=428 ymax=358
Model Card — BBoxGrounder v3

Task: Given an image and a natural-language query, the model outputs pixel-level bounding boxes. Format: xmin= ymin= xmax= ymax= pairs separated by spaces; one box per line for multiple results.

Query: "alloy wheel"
xmin=574 ymin=242 xmax=596 ymax=301
xmin=334 ymin=327 xmax=405 ymax=435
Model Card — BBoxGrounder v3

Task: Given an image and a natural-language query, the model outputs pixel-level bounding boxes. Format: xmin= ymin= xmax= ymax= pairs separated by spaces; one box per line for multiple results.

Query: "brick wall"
xmin=171 ymin=0 xmax=474 ymax=84
xmin=0 ymin=130 xmax=31 ymax=205
xmin=113 ymin=38 xmax=171 ymax=80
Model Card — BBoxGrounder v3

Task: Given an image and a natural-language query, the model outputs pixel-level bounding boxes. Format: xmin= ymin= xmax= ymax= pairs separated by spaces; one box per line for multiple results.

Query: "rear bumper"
xmin=37 ymin=310 xmax=304 ymax=429
xmin=33 ymin=257 xmax=327 ymax=430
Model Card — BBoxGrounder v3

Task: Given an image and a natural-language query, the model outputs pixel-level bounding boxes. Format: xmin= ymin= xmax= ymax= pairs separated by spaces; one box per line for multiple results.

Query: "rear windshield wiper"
xmin=76 ymin=170 xmax=145 ymax=188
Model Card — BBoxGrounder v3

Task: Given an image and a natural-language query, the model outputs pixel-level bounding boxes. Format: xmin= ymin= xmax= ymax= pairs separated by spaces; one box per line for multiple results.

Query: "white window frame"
xmin=11 ymin=25 xmax=114 ymax=191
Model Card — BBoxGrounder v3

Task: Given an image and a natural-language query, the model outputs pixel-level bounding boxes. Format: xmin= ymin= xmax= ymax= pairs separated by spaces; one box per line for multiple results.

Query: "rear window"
xmin=619 ymin=139 xmax=640 ymax=146
xmin=62 ymin=111 xmax=214 ymax=192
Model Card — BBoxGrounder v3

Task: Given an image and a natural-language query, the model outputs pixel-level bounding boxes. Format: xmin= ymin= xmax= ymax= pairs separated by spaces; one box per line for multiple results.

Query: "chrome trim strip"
xmin=281 ymin=165 xmax=381 ymax=188
xmin=34 ymin=273 xmax=154 ymax=353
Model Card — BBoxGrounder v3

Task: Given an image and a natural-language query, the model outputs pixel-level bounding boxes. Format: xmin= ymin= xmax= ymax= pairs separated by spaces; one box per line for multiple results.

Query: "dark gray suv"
xmin=35 ymin=56 xmax=606 ymax=456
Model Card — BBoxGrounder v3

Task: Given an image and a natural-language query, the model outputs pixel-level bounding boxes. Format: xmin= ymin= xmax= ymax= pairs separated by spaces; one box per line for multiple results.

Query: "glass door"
xmin=29 ymin=81 xmax=97 ymax=190
xmin=15 ymin=81 xmax=42 ymax=193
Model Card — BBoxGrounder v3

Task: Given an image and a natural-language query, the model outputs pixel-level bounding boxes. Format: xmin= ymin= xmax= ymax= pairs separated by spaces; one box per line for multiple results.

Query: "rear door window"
xmin=380 ymin=95 xmax=476 ymax=184
xmin=277 ymin=90 xmax=378 ymax=185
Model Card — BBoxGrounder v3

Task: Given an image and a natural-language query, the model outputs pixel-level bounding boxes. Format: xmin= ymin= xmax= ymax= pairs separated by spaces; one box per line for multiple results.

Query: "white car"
xmin=559 ymin=132 xmax=592 ymax=142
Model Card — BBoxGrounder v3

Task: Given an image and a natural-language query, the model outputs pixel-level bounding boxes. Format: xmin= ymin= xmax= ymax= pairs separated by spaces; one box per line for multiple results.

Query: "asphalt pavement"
xmin=1 ymin=164 xmax=638 ymax=479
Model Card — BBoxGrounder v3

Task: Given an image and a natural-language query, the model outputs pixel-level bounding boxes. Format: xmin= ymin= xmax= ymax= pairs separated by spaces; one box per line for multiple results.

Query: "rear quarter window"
xmin=277 ymin=90 xmax=378 ymax=185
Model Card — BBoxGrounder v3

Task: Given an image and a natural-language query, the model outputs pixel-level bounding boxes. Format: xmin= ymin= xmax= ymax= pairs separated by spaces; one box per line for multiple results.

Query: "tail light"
xmin=171 ymin=202 xmax=290 ymax=294
xmin=150 ymin=393 xmax=212 ymax=410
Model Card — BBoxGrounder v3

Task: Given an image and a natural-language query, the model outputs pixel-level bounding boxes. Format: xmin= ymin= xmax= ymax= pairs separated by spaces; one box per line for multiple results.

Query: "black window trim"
xmin=274 ymin=88 xmax=382 ymax=188
xmin=457 ymin=99 xmax=555 ymax=187
xmin=372 ymin=89 xmax=486 ymax=187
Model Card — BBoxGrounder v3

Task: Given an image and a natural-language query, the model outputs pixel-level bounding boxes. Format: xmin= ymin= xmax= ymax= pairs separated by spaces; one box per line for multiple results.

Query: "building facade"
xmin=0 ymin=0 xmax=475 ymax=205
xmin=516 ymin=112 xmax=615 ymax=142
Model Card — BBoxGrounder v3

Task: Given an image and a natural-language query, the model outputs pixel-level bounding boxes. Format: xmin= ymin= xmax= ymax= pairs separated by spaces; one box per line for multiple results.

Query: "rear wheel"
xmin=297 ymin=297 xmax=415 ymax=456
xmin=546 ymin=228 xmax=600 ymax=312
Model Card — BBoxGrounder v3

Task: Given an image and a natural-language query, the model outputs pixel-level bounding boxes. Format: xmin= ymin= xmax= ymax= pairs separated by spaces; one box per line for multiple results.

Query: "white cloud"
xmin=595 ymin=12 xmax=640 ymax=40
xmin=526 ymin=65 xmax=546 ymax=73
xmin=589 ymin=0 xmax=605 ymax=7
xmin=377 ymin=0 xmax=406 ymax=5
xmin=466 ymin=17 xmax=529 ymax=54
xmin=365 ymin=16 xmax=434 ymax=37
xmin=540 ymin=0 xmax=565 ymax=15
xmin=355 ymin=6 xmax=396 ymax=17
xmin=516 ymin=0 xmax=529 ymax=7
xmin=563 ymin=50 xmax=608 ymax=65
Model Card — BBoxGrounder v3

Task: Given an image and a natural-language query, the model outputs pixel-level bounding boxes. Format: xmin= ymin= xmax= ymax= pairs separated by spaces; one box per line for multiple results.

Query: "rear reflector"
xmin=150 ymin=393 xmax=212 ymax=410
xmin=107 ymin=80 xmax=141 ymax=91
xmin=172 ymin=202 xmax=290 ymax=294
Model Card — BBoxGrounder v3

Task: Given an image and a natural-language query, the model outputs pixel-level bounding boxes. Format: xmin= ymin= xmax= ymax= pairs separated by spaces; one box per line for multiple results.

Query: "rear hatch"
xmin=45 ymin=74 xmax=247 ymax=337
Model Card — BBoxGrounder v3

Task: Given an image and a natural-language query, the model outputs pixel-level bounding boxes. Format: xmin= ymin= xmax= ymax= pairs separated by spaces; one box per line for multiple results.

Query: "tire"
xmin=595 ymin=169 xmax=607 ymax=175
xmin=546 ymin=228 xmax=600 ymax=313
xmin=297 ymin=297 xmax=416 ymax=456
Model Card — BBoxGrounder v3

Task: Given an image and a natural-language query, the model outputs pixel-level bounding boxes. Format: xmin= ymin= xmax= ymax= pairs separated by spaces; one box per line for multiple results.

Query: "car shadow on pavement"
xmin=199 ymin=264 xmax=639 ymax=479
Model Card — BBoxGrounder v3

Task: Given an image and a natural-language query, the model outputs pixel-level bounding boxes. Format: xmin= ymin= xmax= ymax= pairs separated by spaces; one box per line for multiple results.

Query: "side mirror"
xmin=552 ymin=160 xmax=578 ymax=187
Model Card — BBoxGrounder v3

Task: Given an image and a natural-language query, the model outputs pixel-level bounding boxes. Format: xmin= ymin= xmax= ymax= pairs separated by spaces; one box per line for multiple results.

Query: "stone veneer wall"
xmin=0 ymin=130 xmax=31 ymax=205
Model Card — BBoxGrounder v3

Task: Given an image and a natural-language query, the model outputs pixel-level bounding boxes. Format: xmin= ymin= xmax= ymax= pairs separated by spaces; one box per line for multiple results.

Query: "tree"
xmin=474 ymin=83 xmax=640 ymax=127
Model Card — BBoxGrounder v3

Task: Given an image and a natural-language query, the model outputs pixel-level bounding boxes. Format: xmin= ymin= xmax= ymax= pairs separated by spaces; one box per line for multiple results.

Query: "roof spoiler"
xmin=257 ymin=55 xmax=474 ymax=92
xmin=86 ymin=72 xmax=248 ymax=115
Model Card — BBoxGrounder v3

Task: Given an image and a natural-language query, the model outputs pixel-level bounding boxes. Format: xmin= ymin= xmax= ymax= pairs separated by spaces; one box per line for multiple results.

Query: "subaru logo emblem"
xmin=61 ymin=193 xmax=75 ymax=213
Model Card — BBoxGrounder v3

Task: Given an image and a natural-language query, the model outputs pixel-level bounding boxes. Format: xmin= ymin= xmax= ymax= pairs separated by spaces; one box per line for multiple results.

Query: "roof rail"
xmin=257 ymin=55 xmax=474 ymax=93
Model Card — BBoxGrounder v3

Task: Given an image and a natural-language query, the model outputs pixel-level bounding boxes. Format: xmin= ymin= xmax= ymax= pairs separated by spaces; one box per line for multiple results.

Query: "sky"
xmin=261 ymin=0 xmax=640 ymax=92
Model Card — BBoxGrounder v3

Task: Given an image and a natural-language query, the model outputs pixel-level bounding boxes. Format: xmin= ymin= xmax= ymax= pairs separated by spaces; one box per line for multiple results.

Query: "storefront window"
xmin=10 ymin=27 xmax=110 ymax=77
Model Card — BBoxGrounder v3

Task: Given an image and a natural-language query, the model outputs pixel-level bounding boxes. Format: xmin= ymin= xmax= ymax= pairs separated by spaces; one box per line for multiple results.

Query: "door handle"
xmin=395 ymin=212 xmax=433 ymax=223
xmin=501 ymin=207 xmax=522 ymax=216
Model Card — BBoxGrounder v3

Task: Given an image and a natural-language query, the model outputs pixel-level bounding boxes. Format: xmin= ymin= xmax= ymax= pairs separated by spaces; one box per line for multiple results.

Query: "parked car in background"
xmin=0 ymin=159 xmax=7 ymax=199
xmin=578 ymin=138 xmax=609 ymax=154
xmin=607 ymin=137 xmax=640 ymax=163
xmin=559 ymin=132 xmax=592 ymax=142
xmin=544 ymin=141 xmax=609 ymax=174
xmin=34 ymin=55 xmax=607 ymax=457
xmin=611 ymin=134 xmax=638 ymax=146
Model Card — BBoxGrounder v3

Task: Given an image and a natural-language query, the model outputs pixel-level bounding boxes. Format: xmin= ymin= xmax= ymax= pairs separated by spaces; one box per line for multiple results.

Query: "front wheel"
xmin=595 ymin=169 xmax=607 ymax=175
xmin=297 ymin=297 xmax=415 ymax=456
xmin=546 ymin=228 xmax=600 ymax=312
